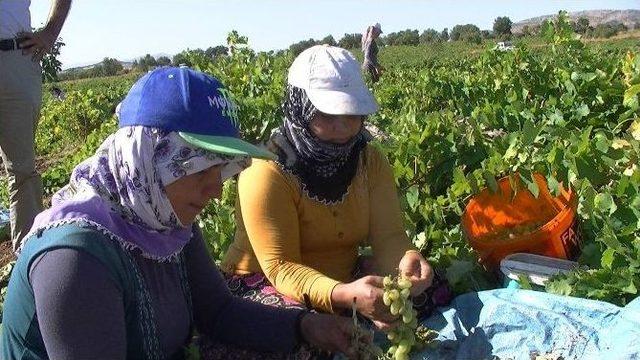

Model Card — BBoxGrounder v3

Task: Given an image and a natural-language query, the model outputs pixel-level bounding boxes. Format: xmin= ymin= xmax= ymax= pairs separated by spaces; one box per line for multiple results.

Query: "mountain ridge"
xmin=513 ymin=9 xmax=640 ymax=33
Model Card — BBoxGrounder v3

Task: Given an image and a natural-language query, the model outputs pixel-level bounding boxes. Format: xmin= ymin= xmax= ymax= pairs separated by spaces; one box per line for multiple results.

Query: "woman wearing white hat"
xmin=222 ymin=45 xmax=451 ymax=335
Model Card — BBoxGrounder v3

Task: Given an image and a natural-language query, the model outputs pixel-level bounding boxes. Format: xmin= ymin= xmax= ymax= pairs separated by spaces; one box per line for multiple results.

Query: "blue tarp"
xmin=0 ymin=209 xmax=8 ymax=237
xmin=0 ymin=209 xmax=8 ymax=228
xmin=415 ymin=289 xmax=640 ymax=360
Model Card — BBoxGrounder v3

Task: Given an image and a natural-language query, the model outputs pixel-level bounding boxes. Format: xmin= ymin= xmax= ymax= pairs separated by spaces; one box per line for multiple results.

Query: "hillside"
xmin=513 ymin=9 xmax=640 ymax=33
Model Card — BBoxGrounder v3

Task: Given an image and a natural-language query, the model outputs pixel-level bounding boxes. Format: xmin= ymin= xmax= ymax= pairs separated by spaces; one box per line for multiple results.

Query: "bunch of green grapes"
xmin=382 ymin=275 xmax=419 ymax=360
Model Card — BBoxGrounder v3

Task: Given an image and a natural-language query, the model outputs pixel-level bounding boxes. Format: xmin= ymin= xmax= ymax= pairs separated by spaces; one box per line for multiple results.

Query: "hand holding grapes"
xmin=398 ymin=250 xmax=434 ymax=296
xmin=331 ymin=275 xmax=396 ymax=325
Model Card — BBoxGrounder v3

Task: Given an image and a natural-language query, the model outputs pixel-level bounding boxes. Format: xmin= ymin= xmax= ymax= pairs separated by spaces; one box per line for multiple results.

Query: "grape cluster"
xmin=383 ymin=275 xmax=419 ymax=360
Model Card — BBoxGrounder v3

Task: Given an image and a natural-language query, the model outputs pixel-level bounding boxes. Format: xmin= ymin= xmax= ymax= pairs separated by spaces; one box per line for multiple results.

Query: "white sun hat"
xmin=287 ymin=45 xmax=379 ymax=115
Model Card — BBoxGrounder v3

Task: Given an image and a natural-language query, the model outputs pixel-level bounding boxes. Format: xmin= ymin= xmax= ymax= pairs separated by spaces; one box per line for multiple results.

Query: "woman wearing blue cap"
xmin=222 ymin=45 xmax=451 ymax=333
xmin=1 ymin=67 xmax=361 ymax=359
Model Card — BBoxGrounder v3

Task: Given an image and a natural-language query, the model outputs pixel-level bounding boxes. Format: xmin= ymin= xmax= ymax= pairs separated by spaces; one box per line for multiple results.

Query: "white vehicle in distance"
xmin=493 ymin=41 xmax=515 ymax=51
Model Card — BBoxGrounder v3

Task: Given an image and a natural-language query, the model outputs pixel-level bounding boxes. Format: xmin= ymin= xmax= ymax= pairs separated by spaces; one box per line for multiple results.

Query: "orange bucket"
xmin=461 ymin=173 xmax=581 ymax=270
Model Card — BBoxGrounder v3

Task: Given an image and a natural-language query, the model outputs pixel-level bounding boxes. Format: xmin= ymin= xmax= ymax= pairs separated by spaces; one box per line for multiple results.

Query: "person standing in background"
xmin=0 ymin=0 xmax=72 ymax=252
xmin=361 ymin=22 xmax=383 ymax=83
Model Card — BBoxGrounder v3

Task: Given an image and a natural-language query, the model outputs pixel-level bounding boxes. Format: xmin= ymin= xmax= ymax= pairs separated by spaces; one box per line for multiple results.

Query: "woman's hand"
xmin=331 ymin=276 xmax=396 ymax=326
xmin=300 ymin=313 xmax=371 ymax=359
xmin=398 ymin=250 xmax=434 ymax=296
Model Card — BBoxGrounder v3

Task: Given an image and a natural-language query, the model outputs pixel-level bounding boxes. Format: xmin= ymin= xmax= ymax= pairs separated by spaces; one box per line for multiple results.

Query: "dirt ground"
xmin=0 ymin=236 xmax=15 ymax=269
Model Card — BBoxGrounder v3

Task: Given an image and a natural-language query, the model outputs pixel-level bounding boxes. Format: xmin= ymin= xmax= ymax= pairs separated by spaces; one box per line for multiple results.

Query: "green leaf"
xmin=504 ymin=136 xmax=519 ymax=160
xmin=546 ymin=278 xmax=573 ymax=296
xmin=518 ymin=274 xmax=533 ymax=290
xmin=575 ymin=155 xmax=606 ymax=187
xmin=576 ymin=104 xmax=590 ymax=118
xmin=483 ymin=171 xmax=499 ymax=193
xmin=521 ymin=118 xmax=538 ymax=146
xmin=451 ymin=167 xmax=471 ymax=196
xmin=406 ymin=186 xmax=419 ymax=211
xmin=445 ymin=260 xmax=474 ymax=286
xmin=594 ymin=133 xmax=609 ymax=153
xmin=623 ymin=84 xmax=640 ymax=109
xmin=546 ymin=174 xmax=561 ymax=197
xmin=629 ymin=120 xmax=640 ymax=141
xmin=413 ymin=232 xmax=427 ymax=250
xmin=623 ymin=280 xmax=638 ymax=295
xmin=564 ymin=80 xmax=576 ymax=95
xmin=594 ymin=193 xmax=617 ymax=215
xmin=601 ymin=248 xmax=615 ymax=269
xmin=520 ymin=170 xmax=539 ymax=198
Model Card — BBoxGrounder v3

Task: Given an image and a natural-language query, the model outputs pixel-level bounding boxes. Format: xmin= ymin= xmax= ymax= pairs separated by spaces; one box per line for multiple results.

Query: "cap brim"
xmin=178 ymin=132 xmax=276 ymax=160
xmin=306 ymin=89 xmax=378 ymax=115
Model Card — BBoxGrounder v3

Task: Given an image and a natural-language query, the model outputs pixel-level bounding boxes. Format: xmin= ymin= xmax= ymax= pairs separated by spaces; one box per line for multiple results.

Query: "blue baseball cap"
xmin=118 ymin=66 xmax=275 ymax=160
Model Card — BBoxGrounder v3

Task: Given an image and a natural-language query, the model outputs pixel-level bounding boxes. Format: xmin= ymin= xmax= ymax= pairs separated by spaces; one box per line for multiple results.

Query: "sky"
xmin=30 ymin=0 xmax=639 ymax=69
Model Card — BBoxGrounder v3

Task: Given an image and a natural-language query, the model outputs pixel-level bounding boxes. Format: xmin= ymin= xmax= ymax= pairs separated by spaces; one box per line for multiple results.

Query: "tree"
xmin=226 ymin=30 xmax=249 ymax=56
xmin=592 ymin=22 xmax=627 ymax=38
xmin=384 ymin=29 xmax=419 ymax=46
xmin=450 ymin=24 xmax=482 ymax=43
xmin=289 ymin=38 xmax=318 ymax=56
xmin=156 ymin=56 xmax=171 ymax=66
xmin=338 ymin=33 xmax=362 ymax=49
xmin=575 ymin=17 xmax=591 ymax=34
xmin=481 ymin=30 xmax=493 ymax=39
xmin=100 ymin=57 xmax=122 ymax=76
xmin=141 ymin=54 xmax=157 ymax=70
xmin=419 ymin=29 xmax=440 ymax=44
xmin=440 ymin=28 xmax=449 ymax=42
xmin=172 ymin=51 xmax=190 ymax=66
xmin=634 ymin=22 xmax=640 ymax=30
xmin=592 ymin=24 xmax=616 ymax=38
xmin=320 ymin=35 xmax=337 ymax=46
xmin=493 ymin=16 xmax=513 ymax=38
xmin=133 ymin=54 xmax=159 ymax=72
xmin=205 ymin=45 xmax=227 ymax=59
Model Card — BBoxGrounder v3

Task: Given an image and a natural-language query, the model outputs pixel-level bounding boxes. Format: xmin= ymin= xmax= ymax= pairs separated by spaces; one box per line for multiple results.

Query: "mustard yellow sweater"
xmin=221 ymin=144 xmax=414 ymax=312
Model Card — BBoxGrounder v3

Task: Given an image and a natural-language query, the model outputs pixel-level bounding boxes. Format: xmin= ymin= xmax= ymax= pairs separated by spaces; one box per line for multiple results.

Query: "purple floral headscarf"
xmin=21 ymin=126 xmax=249 ymax=261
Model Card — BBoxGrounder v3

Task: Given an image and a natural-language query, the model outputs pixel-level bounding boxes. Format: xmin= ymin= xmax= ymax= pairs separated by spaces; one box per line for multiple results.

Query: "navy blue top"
xmin=1 ymin=223 xmax=302 ymax=359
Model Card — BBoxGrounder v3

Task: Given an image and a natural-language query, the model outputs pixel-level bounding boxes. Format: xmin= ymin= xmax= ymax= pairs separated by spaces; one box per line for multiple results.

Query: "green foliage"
xmin=419 ymin=29 xmax=441 ymax=44
xmin=289 ymin=35 xmax=336 ymax=56
xmin=0 ymin=261 xmax=15 ymax=321
xmin=41 ymin=37 xmax=64 ymax=83
xmin=591 ymin=22 xmax=628 ymax=39
xmin=440 ymin=28 xmax=449 ymax=42
xmin=2 ymin=23 xmax=640 ymax=319
xmin=338 ymin=33 xmax=362 ymax=50
xmin=289 ymin=38 xmax=318 ymax=56
xmin=574 ymin=17 xmax=592 ymax=34
xmin=156 ymin=56 xmax=172 ymax=66
xmin=173 ymin=50 xmax=193 ymax=67
xmin=493 ymin=16 xmax=513 ymax=37
xmin=134 ymin=53 xmax=159 ymax=72
xmin=450 ymin=24 xmax=482 ymax=44
xmin=95 ymin=57 xmax=124 ymax=77
xmin=384 ymin=29 xmax=420 ymax=46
